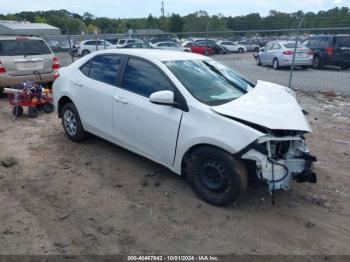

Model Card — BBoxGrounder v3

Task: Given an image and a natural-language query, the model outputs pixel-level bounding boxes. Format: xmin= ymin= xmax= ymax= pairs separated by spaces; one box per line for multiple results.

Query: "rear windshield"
xmin=0 ymin=39 xmax=51 ymax=56
xmin=334 ymin=36 xmax=350 ymax=47
xmin=283 ymin=43 xmax=303 ymax=48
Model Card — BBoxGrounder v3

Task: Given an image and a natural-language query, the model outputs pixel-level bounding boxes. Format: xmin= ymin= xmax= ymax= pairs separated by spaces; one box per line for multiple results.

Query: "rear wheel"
xmin=61 ymin=103 xmax=87 ymax=142
xmin=81 ymin=50 xmax=91 ymax=57
xmin=185 ymin=146 xmax=248 ymax=206
xmin=273 ymin=58 xmax=279 ymax=70
xmin=43 ymin=103 xmax=54 ymax=113
xmin=312 ymin=55 xmax=323 ymax=69
xmin=238 ymin=48 xmax=244 ymax=53
xmin=27 ymin=106 xmax=38 ymax=118
xmin=301 ymin=65 xmax=308 ymax=70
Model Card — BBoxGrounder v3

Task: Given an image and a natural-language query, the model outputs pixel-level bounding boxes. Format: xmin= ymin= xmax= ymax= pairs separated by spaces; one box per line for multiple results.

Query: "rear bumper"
xmin=280 ymin=57 xmax=313 ymax=66
xmin=0 ymin=71 xmax=56 ymax=88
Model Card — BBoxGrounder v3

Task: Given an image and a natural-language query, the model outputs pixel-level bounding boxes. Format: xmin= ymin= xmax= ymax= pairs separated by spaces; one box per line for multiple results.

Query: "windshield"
xmin=0 ymin=39 xmax=51 ymax=56
xmin=164 ymin=59 xmax=253 ymax=106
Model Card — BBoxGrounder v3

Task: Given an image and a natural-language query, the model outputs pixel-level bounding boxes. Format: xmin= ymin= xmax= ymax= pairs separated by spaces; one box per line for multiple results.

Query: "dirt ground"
xmin=0 ymin=91 xmax=349 ymax=255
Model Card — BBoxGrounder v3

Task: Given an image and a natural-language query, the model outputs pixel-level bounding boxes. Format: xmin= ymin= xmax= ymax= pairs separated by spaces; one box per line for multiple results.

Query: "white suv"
xmin=77 ymin=40 xmax=117 ymax=57
xmin=53 ymin=49 xmax=317 ymax=206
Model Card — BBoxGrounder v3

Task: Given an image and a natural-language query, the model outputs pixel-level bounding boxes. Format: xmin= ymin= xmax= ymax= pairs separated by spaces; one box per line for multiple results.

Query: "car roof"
xmin=92 ymin=49 xmax=206 ymax=62
xmin=0 ymin=35 xmax=44 ymax=41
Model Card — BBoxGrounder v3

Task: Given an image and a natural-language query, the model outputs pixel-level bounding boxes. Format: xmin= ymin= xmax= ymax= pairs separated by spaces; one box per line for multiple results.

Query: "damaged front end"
xmin=241 ymin=133 xmax=317 ymax=193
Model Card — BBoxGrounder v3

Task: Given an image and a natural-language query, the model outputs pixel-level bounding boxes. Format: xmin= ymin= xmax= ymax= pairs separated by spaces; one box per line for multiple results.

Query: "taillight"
xmin=52 ymin=56 xmax=60 ymax=70
xmin=283 ymin=50 xmax=294 ymax=55
xmin=326 ymin=47 xmax=334 ymax=56
xmin=0 ymin=61 xmax=6 ymax=74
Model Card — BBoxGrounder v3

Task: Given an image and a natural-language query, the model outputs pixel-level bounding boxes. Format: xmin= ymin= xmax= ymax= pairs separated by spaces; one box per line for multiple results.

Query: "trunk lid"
xmin=211 ymin=80 xmax=311 ymax=132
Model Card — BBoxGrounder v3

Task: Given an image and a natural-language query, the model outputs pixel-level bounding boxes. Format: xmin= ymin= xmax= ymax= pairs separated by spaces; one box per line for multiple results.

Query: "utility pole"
xmin=288 ymin=16 xmax=304 ymax=90
xmin=161 ymin=1 xmax=165 ymax=30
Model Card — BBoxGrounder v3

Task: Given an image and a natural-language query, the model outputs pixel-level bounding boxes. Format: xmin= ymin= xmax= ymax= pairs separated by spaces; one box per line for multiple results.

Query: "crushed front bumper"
xmin=241 ymin=135 xmax=317 ymax=192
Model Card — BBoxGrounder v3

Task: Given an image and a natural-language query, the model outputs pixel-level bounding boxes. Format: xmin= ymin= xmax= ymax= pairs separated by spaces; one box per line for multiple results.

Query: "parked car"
xmin=256 ymin=41 xmax=313 ymax=70
xmin=238 ymin=40 xmax=260 ymax=52
xmin=117 ymin=39 xmax=142 ymax=48
xmin=196 ymin=41 xmax=229 ymax=54
xmin=0 ymin=36 xmax=59 ymax=89
xmin=53 ymin=49 xmax=317 ymax=206
xmin=150 ymin=42 xmax=190 ymax=52
xmin=120 ymin=42 xmax=152 ymax=49
xmin=77 ymin=40 xmax=117 ymax=57
xmin=190 ymin=43 xmax=214 ymax=56
xmin=216 ymin=40 xmax=246 ymax=53
xmin=301 ymin=35 xmax=350 ymax=70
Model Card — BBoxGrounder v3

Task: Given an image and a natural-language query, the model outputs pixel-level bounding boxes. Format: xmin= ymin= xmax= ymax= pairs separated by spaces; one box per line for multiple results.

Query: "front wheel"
xmin=238 ymin=48 xmax=244 ymax=53
xmin=256 ymin=56 xmax=261 ymax=66
xmin=185 ymin=146 xmax=248 ymax=206
xmin=61 ymin=103 xmax=87 ymax=142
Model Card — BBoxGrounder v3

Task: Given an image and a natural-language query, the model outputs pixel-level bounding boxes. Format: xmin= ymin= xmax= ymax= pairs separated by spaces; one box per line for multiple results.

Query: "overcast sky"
xmin=2 ymin=0 xmax=349 ymax=18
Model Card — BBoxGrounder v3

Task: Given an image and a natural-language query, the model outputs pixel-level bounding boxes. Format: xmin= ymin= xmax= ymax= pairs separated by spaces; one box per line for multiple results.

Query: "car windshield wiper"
xmin=203 ymin=61 xmax=246 ymax=93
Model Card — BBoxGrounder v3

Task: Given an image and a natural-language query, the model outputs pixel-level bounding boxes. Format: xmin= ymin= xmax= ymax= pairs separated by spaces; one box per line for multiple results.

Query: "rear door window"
xmin=0 ymin=39 xmax=51 ymax=56
xmin=334 ymin=36 xmax=350 ymax=47
xmin=87 ymin=55 xmax=123 ymax=86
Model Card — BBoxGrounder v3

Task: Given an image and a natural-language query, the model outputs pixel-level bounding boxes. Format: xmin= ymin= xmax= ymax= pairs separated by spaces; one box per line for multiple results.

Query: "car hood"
xmin=211 ymin=80 xmax=312 ymax=132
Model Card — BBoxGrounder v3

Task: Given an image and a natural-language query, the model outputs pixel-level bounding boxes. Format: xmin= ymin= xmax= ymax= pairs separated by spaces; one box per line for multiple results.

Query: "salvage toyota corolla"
xmin=53 ymin=49 xmax=317 ymax=206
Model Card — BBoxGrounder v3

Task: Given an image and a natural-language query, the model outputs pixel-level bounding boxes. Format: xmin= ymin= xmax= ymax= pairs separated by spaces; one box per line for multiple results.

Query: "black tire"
xmin=273 ymin=58 xmax=279 ymax=70
xmin=27 ymin=106 xmax=38 ymax=118
xmin=312 ymin=55 xmax=322 ymax=69
xmin=238 ymin=48 xmax=244 ymax=53
xmin=185 ymin=146 xmax=248 ymax=206
xmin=12 ymin=106 xmax=23 ymax=117
xmin=81 ymin=50 xmax=91 ymax=57
xmin=43 ymin=103 xmax=54 ymax=113
xmin=341 ymin=65 xmax=350 ymax=70
xmin=61 ymin=103 xmax=87 ymax=142
xmin=256 ymin=56 xmax=261 ymax=66
xmin=301 ymin=65 xmax=308 ymax=70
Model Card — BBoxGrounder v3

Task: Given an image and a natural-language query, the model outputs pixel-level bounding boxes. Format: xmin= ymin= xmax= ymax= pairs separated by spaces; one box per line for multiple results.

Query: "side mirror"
xmin=149 ymin=90 xmax=175 ymax=105
xmin=259 ymin=48 xmax=265 ymax=52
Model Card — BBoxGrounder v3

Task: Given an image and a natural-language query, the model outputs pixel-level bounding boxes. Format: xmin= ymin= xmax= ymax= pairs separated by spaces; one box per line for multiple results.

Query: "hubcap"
xmin=198 ymin=160 xmax=229 ymax=192
xmin=63 ymin=109 xmax=77 ymax=136
xmin=274 ymin=60 xmax=278 ymax=69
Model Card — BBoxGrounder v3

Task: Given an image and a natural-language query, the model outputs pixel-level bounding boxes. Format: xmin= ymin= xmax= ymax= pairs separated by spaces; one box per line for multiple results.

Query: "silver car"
xmin=256 ymin=41 xmax=313 ymax=70
xmin=0 ymin=36 xmax=58 ymax=88
xmin=150 ymin=41 xmax=190 ymax=52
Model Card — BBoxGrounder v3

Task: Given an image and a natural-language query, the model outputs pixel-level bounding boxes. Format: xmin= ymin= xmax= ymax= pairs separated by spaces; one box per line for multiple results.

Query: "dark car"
xmin=196 ymin=41 xmax=228 ymax=54
xmin=302 ymin=35 xmax=350 ymax=70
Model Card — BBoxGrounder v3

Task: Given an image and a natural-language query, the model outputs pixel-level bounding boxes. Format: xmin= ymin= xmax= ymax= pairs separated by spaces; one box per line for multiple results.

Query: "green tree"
xmin=168 ymin=13 xmax=183 ymax=32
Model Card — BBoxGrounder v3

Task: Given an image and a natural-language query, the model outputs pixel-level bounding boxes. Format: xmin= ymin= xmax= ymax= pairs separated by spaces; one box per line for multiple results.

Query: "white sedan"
xmin=150 ymin=41 xmax=190 ymax=52
xmin=216 ymin=40 xmax=247 ymax=53
xmin=53 ymin=49 xmax=317 ymax=206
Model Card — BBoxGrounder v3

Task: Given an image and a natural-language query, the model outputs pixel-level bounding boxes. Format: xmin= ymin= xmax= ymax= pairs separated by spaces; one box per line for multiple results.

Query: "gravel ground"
xmin=0 ymin=90 xmax=349 ymax=255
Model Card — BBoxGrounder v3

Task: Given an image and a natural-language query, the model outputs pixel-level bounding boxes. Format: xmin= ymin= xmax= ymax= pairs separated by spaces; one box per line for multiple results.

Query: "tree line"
xmin=1 ymin=7 xmax=350 ymax=35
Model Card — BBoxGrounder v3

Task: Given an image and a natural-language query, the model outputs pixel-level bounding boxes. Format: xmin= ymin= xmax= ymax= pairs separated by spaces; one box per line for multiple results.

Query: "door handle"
xmin=73 ymin=80 xmax=82 ymax=87
xmin=114 ymin=96 xmax=128 ymax=104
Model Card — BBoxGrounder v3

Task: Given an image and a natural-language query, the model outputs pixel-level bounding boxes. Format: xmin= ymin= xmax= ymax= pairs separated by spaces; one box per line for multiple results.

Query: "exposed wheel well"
xmin=181 ymin=144 xmax=232 ymax=177
xmin=58 ymin=96 xmax=73 ymax=118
